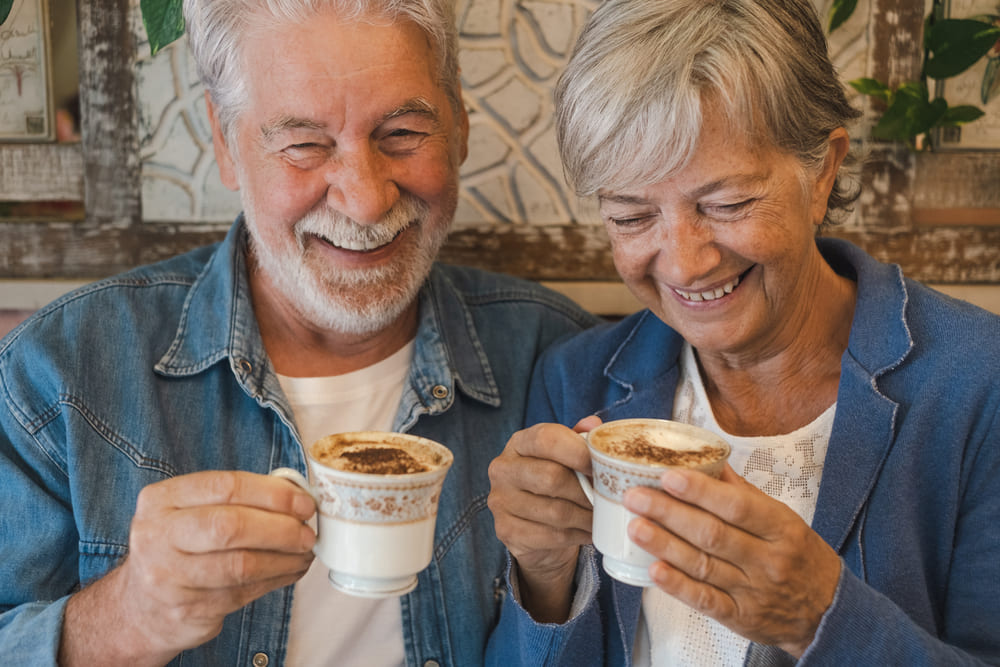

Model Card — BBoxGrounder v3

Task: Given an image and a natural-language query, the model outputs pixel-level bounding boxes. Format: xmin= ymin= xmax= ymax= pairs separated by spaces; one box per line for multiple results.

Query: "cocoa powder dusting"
xmin=338 ymin=446 xmax=430 ymax=475
xmin=607 ymin=436 xmax=725 ymax=467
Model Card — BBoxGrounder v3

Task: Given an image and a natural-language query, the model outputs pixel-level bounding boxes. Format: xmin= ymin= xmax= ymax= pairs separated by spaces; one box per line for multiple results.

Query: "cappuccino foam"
xmin=590 ymin=424 xmax=727 ymax=468
xmin=311 ymin=434 xmax=445 ymax=475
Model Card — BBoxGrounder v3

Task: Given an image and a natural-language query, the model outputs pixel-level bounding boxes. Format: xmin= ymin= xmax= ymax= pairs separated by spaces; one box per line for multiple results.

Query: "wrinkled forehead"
xmin=238 ymin=7 xmax=451 ymax=106
xmin=243 ymin=14 xmax=440 ymax=102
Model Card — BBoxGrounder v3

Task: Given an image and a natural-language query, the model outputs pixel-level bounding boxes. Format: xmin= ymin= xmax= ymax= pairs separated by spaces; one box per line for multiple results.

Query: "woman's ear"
xmin=205 ymin=92 xmax=240 ymax=191
xmin=810 ymin=127 xmax=850 ymax=226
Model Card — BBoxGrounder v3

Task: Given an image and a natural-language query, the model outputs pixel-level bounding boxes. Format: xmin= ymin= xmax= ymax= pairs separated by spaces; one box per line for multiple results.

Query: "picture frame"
xmin=932 ymin=0 xmax=1000 ymax=151
xmin=0 ymin=0 xmax=55 ymax=141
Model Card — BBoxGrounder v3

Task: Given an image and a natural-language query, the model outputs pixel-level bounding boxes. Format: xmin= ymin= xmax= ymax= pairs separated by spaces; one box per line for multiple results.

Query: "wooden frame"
xmin=0 ymin=0 xmax=998 ymax=284
xmin=0 ymin=0 xmax=55 ymax=141
xmin=931 ymin=0 xmax=1000 ymax=151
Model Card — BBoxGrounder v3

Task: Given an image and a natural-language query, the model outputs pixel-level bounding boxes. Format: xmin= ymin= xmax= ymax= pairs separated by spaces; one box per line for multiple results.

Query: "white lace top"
xmin=633 ymin=342 xmax=835 ymax=666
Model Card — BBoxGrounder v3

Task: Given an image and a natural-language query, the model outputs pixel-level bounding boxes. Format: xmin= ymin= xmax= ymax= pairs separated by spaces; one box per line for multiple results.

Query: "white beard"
xmin=243 ymin=194 xmax=449 ymax=336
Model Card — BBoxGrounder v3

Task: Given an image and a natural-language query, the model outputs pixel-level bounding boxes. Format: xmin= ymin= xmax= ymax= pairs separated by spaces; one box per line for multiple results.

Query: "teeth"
xmin=674 ymin=274 xmax=741 ymax=302
xmin=329 ymin=236 xmax=389 ymax=251
xmin=321 ymin=223 xmax=408 ymax=252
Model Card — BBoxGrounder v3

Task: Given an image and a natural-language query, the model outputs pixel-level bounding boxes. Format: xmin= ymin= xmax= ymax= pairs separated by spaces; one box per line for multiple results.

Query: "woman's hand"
xmin=624 ymin=464 xmax=841 ymax=657
xmin=487 ymin=417 xmax=600 ymax=623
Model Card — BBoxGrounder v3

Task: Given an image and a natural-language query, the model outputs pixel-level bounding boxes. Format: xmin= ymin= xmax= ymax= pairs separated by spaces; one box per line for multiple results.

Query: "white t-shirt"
xmin=279 ymin=341 xmax=414 ymax=667
xmin=633 ymin=342 xmax=835 ymax=666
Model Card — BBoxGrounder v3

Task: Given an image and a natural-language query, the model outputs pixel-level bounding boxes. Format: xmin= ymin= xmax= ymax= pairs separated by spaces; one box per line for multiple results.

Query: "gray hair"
xmin=183 ymin=0 xmax=460 ymax=144
xmin=554 ymin=0 xmax=862 ymax=225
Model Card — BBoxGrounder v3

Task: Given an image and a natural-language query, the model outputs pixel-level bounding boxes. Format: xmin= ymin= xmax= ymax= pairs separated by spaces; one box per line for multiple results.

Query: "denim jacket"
xmin=0 ymin=219 xmax=598 ymax=666
xmin=487 ymin=238 xmax=1000 ymax=666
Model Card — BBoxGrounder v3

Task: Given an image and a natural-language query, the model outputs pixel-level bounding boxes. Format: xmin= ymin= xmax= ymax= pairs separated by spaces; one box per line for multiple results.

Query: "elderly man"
xmin=0 ymin=1 xmax=596 ymax=664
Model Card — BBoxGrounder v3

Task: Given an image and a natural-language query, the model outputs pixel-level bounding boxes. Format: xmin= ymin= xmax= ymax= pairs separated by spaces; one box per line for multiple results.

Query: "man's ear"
xmin=454 ymin=80 xmax=470 ymax=165
xmin=810 ymin=127 xmax=850 ymax=227
xmin=205 ymin=91 xmax=240 ymax=191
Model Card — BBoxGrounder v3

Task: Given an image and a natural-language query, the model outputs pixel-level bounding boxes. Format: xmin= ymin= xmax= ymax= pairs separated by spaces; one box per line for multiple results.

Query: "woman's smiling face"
xmin=599 ymin=104 xmax=841 ymax=361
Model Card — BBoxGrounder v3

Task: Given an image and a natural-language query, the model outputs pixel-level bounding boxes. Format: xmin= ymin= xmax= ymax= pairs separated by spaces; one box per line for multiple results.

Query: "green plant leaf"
xmin=0 ymin=0 xmax=14 ymax=26
xmin=141 ymin=0 xmax=186 ymax=55
xmin=871 ymin=99 xmax=916 ymax=143
xmin=916 ymin=97 xmax=950 ymax=132
xmin=925 ymin=19 xmax=1000 ymax=79
xmin=872 ymin=88 xmax=947 ymax=144
xmin=849 ymin=77 xmax=892 ymax=103
xmin=828 ymin=0 xmax=858 ymax=33
xmin=895 ymin=81 xmax=930 ymax=100
xmin=940 ymin=104 xmax=985 ymax=126
xmin=849 ymin=77 xmax=889 ymax=96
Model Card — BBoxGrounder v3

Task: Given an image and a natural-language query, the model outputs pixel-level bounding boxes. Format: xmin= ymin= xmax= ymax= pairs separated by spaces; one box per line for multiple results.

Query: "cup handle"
xmin=575 ymin=470 xmax=595 ymax=506
xmin=270 ymin=467 xmax=319 ymax=505
xmin=574 ymin=431 xmax=596 ymax=505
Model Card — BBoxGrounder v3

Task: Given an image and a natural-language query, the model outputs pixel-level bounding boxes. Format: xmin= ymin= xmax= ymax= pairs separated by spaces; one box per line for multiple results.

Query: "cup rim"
xmin=586 ymin=418 xmax=730 ymax=471
xmin=305 ymin=431 xmax=454 ymax=482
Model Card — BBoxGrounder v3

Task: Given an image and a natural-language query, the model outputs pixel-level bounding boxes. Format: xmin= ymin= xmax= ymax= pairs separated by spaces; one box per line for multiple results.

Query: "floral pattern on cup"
xmin=593 ymin=456 xmax=667 ymax=503
xmin=312 ymin=475 xmax=443 ymax=524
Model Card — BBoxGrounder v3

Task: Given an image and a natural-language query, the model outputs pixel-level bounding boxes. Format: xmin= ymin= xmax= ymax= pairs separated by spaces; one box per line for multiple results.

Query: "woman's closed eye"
xmin=608 ymin=214 xmax=653 ymax=227
xmin=702 ymin=198 xmax=756 ymax=219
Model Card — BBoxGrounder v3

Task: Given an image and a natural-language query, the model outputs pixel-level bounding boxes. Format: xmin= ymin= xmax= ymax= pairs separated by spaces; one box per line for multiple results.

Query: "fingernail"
xmin=624 ymin=488 xmax=650 ymax=513
xmin=301 ymin=525 xmax=317 ymax=551
xmin=662 ymin=470 xmax=687 ymax=493
xmin=630 ymin=518 xmax=653 ymax=544
xmin=294 ymin=493 xmax=317 ymax=519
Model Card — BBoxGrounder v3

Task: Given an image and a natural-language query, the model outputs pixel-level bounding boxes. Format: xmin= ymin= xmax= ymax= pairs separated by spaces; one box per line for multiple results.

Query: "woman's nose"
xmin=659 ymin=216 xmax=720 ymax=285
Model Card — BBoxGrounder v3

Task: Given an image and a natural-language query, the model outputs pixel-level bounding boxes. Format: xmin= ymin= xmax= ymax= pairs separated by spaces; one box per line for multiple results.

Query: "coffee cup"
xmin=272 ymin=431 xmax=453 ymax=598
xmin=575 ymin=418 xmax=730 ymax=587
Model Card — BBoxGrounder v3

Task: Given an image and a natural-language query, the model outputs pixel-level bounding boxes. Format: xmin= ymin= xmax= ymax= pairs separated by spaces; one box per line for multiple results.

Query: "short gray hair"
xmin=183 ymin=0 xmax=460 ymax=144
xmin=555 ymin=0 xmax=862 ymax=225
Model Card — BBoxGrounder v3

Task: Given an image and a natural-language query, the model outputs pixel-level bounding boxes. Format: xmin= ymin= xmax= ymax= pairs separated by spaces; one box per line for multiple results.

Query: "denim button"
xmin=431 ymin=385 xmax=448 ymax=399
xmin=239 ymin=359 xmax=253 ymax=373
xmin=252 ymin=652 xmax=268 ymax=667
xmin=423 ymin=661 xmax=440 ymax=667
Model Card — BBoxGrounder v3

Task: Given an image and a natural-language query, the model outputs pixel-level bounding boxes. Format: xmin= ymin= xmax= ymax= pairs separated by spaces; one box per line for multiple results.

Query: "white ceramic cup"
xmin=575 ymin=418 xmax=731 ymax=587
xmin=272 ymin=431 xmax=453 ymax=598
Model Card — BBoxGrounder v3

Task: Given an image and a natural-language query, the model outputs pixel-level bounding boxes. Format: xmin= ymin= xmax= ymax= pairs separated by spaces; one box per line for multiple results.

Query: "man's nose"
xmin=323 ymin=146 xmax=400 ymax=223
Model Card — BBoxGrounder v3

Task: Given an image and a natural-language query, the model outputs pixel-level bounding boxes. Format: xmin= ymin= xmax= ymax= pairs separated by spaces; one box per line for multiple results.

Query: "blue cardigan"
xmin=488 ymin=238 xmax=1000 ymax=666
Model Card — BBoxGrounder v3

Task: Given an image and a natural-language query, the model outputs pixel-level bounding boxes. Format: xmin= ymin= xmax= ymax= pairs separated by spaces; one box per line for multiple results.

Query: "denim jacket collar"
xmin=152 ymin=218 xmax=501 ymax=432
xmin=818 ymin=237 xmax=914 ymax=377
xmin=153 ymin=221 xmax=272 ymax=394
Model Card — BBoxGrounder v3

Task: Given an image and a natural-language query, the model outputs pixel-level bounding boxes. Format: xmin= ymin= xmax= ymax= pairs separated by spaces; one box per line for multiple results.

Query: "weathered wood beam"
xmin=1 ymin=222 xmax=998 ymax=283
xmin=76 ymin=0 xmax=141 ymax=227
xmin=0 ymin=144 xmax=85 ymax=201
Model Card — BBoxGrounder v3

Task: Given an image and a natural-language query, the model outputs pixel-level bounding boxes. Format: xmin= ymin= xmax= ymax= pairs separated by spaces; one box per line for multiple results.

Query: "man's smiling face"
xmin=211 ymin=11 xmax=468 ymax=335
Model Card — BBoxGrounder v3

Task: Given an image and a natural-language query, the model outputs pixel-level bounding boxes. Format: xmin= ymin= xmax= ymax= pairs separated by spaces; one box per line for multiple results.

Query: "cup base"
xmin=603 ymin=556 xmax=655 ymax=587
xmin=328 ymin=571 xmax=418 ymax=598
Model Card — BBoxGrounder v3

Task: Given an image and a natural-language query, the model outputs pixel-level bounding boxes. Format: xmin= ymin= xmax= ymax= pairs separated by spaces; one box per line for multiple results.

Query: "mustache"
xmin=295 ymin=196 xmax=431 ymax=251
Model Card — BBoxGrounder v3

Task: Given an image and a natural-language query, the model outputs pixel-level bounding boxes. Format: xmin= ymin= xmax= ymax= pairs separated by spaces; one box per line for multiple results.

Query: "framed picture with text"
xmin=933 ymin=0 xmax=1000 ymax=150
xmin=0 ymin=0 xmax=54 ymax=141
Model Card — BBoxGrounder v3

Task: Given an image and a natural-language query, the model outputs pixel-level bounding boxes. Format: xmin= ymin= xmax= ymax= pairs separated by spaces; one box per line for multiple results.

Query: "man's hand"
xmin=624 ymin=465 xmax=841 ymax=657
xmin=487 ymin=417 xmax=600 ymax=623
xmin=59 ymin=470 xmax=317 ymax=666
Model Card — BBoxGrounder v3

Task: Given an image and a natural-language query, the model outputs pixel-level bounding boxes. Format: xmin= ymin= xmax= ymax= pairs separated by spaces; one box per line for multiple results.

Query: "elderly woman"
xmin=485 ymin=0 xmax=1000 ymax=664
